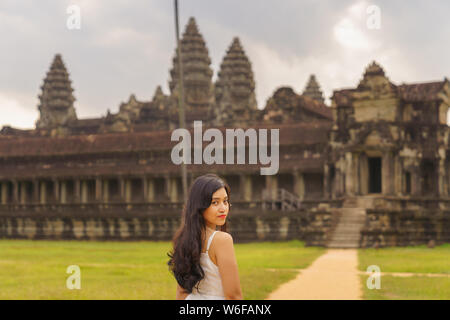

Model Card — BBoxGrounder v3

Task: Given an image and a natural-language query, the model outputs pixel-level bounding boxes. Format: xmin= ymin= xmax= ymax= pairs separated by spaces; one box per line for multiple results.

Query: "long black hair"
xmin=167 ymin=174 xmax=230 ymax=293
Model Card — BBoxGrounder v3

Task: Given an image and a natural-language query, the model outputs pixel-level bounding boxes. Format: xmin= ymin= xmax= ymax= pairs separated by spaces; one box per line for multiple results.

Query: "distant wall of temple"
xmin=362 ymin=208 xmax=450 ymax=247
xmin=0 ymin=206 xmax=338 ymax=244
xmin=1 ymin=200 xmax=450 ymax=247
xmin=0 ymin=170 xmax=325 ymax=206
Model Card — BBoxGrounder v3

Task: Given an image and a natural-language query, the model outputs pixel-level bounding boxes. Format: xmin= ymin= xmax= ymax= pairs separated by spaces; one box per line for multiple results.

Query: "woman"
xmin=167 ymin=174 xmax=243 ymax=300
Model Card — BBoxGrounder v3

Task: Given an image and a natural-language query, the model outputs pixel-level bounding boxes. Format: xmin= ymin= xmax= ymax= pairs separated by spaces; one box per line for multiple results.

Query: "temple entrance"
xmin=421 ymin=160 xmax=436 ymax=195
xmin=368 ymin=157 xmax=382 ymax=194
xmin=405 ymin=172 xmax=411 ymax=194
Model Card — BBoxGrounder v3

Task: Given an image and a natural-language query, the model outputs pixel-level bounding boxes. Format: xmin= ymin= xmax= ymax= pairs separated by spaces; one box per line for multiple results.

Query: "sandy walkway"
xmin=266 ymin=249 xmax=362 ymax=300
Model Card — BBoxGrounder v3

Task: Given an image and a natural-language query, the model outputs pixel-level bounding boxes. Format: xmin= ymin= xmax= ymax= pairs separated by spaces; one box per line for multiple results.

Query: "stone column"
xmin=125 ymin=179 xmax=132 ymax=203
xmin=40 ymin=181 xmax=47 ymax=204
xmin=188 ymin=172 xmax=194 ymax=189
xmin=103 ymin=180 xmax=109 ymax=203
xmin=354 ymin=153 xmax=361 ymax=195
xmin=169 ymin=177 xmax=178 ymax=202
xmin=164 ymin=175 xmax=171 ymax=200
xmin=394 ymin=156 xmax=402 ymax=196
xmin=345 ymin=152 xmax=355 ymax=196
xmin=74 ymin=179 xmax=81 ymax=203
xmin=147 ymin=178 xmax=155 ymax=202
xmin=246 ymin=175 xmax=253 ymax=201
xmin=12 ymin=180 xmax=19 ymax=204
xmin=334 ymin=159 xmax=342 ymax=197
xmin=389 ymin=153 xmax=396 ymax=195
xmin=53 ymin=179 xmax=60 ymax=203
xmin=142 ymin=177 xmax=148 ymax=202
xmin=323 ymin=165 xmax=330 ymax=199
xmin=240 ymin=175 xmax=252 ymax=201
xmin=265 ymin=174 xmax=278 ymax=199
xmin=119 ymin=177 xmax=125 ymax=202
xmin=1 ymin=182 xmax=7 ymax=204
xmin=411 ymin=165 xmax=421 ymax=196
xmin=81 ymin=180 xmax=88 ymax=204
xmin=20 ymin=181 xmax=26 ymax=204
xmin=293 ymin=170 xmax=305 ymax=200
xmin=359 ymin=154 xmax=368 ymax=195
xmin=60 ymin=181 xmax=67 ymax=204
xmin=95 ymin=177 xmax=102 ymax=202
xmin=438 ymin=159 xmax=446 ymax=196
xmin=33 ymin=180 xmax=39 ymax=203
xmin=382 ymin=153 xmax=390 ymax=195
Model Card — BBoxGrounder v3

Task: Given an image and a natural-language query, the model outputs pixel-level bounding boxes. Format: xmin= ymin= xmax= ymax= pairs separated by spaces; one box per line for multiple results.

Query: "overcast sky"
xmin=1 ymin=0 xmax=449 ymax=129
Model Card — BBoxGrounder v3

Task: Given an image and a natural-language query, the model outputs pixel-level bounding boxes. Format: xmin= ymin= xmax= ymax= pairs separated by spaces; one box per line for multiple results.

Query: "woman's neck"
xmin=205 ymin=225 xmax=216 ymax=233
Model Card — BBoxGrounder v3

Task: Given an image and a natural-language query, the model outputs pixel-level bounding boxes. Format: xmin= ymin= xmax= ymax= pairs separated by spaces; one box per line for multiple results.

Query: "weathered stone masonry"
xmin=1 ymin=18 xmax=449 ymax=247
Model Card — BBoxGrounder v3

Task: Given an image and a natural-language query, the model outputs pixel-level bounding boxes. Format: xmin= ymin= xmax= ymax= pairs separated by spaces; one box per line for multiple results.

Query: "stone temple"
xmin=1 ymin=17 xmax=449 ymax=247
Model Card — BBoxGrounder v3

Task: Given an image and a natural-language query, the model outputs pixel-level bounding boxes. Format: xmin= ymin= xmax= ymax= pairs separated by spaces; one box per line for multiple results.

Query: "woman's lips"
xmin=217 ymin=215 xmax=227 ymax=219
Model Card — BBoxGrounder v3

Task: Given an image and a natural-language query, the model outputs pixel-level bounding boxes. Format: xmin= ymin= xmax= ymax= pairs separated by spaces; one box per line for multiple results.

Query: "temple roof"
xmin=0 ymin=122 xmax=331 ymax=158
xmin=398 ymin=80 xmax=447 ymax=102
xmin=333 ymin=80 xmax=448 ymax=106
xmin=331 ymin=89 xmax=355 ymax=107
xmin=264 ymin=87 xmax=332 ymax=121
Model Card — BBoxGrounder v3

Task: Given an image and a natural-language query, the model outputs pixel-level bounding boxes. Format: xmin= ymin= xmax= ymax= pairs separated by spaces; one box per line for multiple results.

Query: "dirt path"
xmin=266 ymin=249 xmax=363 ymax=300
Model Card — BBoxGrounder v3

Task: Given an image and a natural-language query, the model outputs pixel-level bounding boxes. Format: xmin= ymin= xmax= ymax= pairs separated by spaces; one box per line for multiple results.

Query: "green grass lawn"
xmin=361 ymin=275 xmax=450 ymax=300
xmin=358 ymin=244 xmax=450 ymax=300
xmin=3 ymin=239 xmax=449 ymax=300
xmin=0 ymin=239 xmax=324 ymax=300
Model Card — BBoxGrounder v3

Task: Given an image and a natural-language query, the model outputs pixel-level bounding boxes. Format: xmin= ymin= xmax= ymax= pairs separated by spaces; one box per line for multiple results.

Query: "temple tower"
xmin=214 ymin=37 xmax=257 ymax=126
xmin=168 ymin=17 xmax=214 ymax=122
xmin=137 ymin=86 xmax=171 ymax=129
xmin=36 ymin=54 xmax=77 ymax=129
xmin=303 ymin=74 xmax=325 ymax=104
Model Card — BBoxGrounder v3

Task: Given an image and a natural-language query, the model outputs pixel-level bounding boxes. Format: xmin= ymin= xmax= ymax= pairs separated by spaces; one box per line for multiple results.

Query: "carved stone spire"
xmin=303 ymin=74 xmax=325 ymax=104
xmin=214 ymin=37 xmax=257 ymax=126
xmin=153 ymin=86 xmax=164 ymax=102
xmin=135 ymin=86 xmax=170 ymax=129
xmin=357 ymin=61 xmax=396 ymax=97
xmin=168 ymin=17 xmax=214 ymax=113
xmin=362 ymin=61 xmax=386 ymax=77
xmin=36 ymin=54 xmax=77 ymax=129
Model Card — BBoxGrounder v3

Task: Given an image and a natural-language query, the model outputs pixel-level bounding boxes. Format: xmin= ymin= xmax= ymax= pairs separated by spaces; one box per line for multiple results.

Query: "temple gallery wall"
xmin=1 ymin=18 xmax=450 ymax=247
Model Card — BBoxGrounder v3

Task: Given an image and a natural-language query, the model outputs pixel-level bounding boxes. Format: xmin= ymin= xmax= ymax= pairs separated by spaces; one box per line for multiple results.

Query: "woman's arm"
xmin=215 ymin=232 xmax=243 ymax=300
xmin=176 ymin=283 xmax=189 ymax=300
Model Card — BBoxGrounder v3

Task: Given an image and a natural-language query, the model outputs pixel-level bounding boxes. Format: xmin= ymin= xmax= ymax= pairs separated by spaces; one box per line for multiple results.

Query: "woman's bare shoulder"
xmin=213 ymin=231 xmax=233 ymax=246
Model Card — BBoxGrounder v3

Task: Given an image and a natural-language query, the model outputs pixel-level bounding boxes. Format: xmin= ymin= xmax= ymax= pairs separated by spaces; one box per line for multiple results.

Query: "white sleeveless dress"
xmin=185 ymin=231 xmax=226 ymax=300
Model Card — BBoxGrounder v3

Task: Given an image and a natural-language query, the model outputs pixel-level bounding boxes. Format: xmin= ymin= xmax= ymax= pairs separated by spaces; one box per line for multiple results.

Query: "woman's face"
xmin=202 ymin=187 xmax=229 ymax=230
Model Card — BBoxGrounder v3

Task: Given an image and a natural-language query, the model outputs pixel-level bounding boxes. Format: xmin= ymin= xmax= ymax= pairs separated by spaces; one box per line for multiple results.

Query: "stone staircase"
xmin=327 ymin=207 xmax=366 ymax=248
xmin=262 ymin=188 xmax=301 ymax=211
